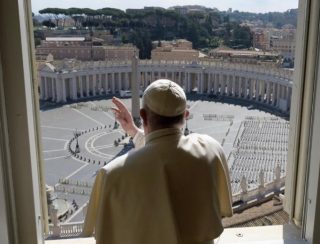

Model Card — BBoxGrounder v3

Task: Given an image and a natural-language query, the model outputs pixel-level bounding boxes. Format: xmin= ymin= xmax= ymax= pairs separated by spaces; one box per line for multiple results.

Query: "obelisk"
xmin=131 ymin=49 xmax=141 ymax=126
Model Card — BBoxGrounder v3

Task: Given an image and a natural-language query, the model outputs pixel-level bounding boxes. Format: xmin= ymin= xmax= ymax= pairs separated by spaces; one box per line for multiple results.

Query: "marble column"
xmin=246 ymin=78 xmax=249 ymax=98
xmin=233 ymin=76 xmax=238 ymax=96
xmin=187 ymin=72 xmax=191 ymax=93
xmin=62 ymin=78 xmax=67 ymax=102
xmin=261 ymin=81 xmax=266 ymax=102
xmin=71 ymin=77 xmax=77 ymax=100
xmin=255 ymin=80 xmax=260 ymax=101
xmin=272 ymin=82 xmax=277 ymax=106
xmin=232 ymin=75 xmax=236 ymax=96
xmin=249 ymin=79 xmax=254 ymax=99
xmin=104 ymin=73 xmax=109 ymax=94
xmin=52 ymin=78 xmax=56 ymax=102
xmin=40 ymin=77 xmax=45 ymax=100
xmin=86 ymin=75 xmax=90 ymax=97
xmin=197 ymin=73 xmax=201 ymax=94
xmin=43 ymin=77 xmax=48 ymax=100
xmin=125 ymin=72 xmax=130 ymax=90
xmin=99 ymin=74 xmax=103 ymax=95
xmin=55 ymin=77 xmax=62 ymax=102
xmin=92 ymin=74 xmax=96 ymax=96
xmin=208 ymin=73 xmax=212 ymax=94
xmin=111 ymin=72 xmax=115 ymax=94
xmin=118 ymin=72 xmax=122 ymax=91
xmin=277 ymin=84 xmax=281 ymax=106
xmin=280 ymin=85 xmax=284 ymax=100
xmin=266 ymin=82 xmax=271 ymax=104
xmin=78 ymin=77 xmax=83 ymax=98
xmin=238 ymin=76 xmax=242 ymax=97
xmin=287 ymin=86 xmax=292 ymax=109
xmin=214 ymin=73 xmax=218 ymax=95
xmin=220 ymin=73 xmax=224 ymax=94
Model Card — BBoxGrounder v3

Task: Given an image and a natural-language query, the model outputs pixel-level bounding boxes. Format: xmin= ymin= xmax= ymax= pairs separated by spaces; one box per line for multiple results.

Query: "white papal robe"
xmin=82 ymin=128 xmax=232 ymax=244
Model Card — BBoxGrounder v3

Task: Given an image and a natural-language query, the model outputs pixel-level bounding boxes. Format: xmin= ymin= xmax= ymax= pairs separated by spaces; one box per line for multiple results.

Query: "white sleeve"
xmin=132 ymin=129 xmax=145 ymax=149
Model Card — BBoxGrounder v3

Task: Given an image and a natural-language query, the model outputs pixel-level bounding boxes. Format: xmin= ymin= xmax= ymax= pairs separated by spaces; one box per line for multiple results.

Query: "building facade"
xmin=38 ymin=59 xmax=293 ymax=112
xmin=208 ymin=47 xmax=280 ymax=65
xmin=35 ymin=37 xmax=137 ymax=61
xmin=151 ymin=39 xmax=202 ymax=61
xmin=251 ymin=28 xmax=296 ymax=59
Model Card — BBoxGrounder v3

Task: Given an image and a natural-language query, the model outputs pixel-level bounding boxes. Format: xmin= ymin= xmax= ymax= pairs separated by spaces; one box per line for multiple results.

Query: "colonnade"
xmin=39 ymin=60 xmax=293 ymax=112
xmin=40 ymin=72 xmax=130 ymax=103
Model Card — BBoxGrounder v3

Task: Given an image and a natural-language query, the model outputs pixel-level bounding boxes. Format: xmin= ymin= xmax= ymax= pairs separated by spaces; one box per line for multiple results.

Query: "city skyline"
xmin=31 ymin=0 xmax=299 ymax=14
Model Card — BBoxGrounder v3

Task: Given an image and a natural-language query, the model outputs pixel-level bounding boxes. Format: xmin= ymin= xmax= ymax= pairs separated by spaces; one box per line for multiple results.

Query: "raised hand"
xmin=112 ymin=97 xmax=139 ymax=138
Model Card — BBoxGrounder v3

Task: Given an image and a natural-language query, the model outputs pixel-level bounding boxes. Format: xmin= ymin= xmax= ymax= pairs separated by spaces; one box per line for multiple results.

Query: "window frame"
xmin=1 ymin=0 xmax=320 ymax=243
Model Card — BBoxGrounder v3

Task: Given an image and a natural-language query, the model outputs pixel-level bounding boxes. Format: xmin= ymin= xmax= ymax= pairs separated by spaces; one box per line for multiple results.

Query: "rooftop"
xmin=46 ymin=37 xmax=86 ymax=42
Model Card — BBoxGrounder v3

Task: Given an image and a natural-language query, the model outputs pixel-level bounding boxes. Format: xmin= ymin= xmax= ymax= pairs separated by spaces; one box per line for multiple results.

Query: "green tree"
xmin=39 ymin=8 xmax=67 ymax=27
xmin=41 ymin=20 xmax=56 ymax=28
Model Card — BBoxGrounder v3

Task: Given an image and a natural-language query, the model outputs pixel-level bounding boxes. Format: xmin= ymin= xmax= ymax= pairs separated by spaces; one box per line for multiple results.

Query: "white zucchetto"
xmin=142 ymin=79 xmax=187 ymax=117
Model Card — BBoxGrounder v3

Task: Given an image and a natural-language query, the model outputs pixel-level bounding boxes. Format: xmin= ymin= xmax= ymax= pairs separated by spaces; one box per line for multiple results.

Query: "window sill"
xmin=45 ymin=224 xmax=305 ymax=244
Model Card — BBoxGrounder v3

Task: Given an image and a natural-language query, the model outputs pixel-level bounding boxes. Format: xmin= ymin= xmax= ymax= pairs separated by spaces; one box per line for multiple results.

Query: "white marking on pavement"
xmin=85 ymin=132 xmax=115 ymax=158
xmin=189 ymin=101 xmax=199 ymax=111
xmin=192 ymin=124 xmax=229 ymax=132
xmin=43 ymin=137 xmax=69 ymax=142
xmin=42 ymin=125 xmax=84 ymax=132
xmin=88 ymin=144 xmax=114 ymax=150
xmin=89 ymin=101 xmax=115 ymax=121
xmin=71 ymin=108 xmax=104 ymax=126
xmin=103 ymin=111 xmax=115 ymax=120
xmin=65 ymin=201 xmax=89 ymax=223
xmin=54 ymin=162 xmax=89 ymax=189
xmin=43 ymin=149 xmax=66 ymax=153
xmin=44 ymin=155 xmax=67 ymax=161
xmin=62 ymin=164 xmax=89 ymax=182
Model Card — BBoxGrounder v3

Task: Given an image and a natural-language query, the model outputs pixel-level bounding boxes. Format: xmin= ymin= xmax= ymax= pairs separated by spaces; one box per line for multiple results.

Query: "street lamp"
xmin=73 ymin=129 xmax=81 ymax=154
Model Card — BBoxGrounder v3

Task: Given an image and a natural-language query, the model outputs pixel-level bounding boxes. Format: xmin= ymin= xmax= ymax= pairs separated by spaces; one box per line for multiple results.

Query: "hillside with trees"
xmin=34 ymin=7 xmax=297 ymax=59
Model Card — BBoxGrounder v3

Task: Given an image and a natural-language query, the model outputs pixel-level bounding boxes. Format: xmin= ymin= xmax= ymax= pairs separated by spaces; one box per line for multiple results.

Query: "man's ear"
xmin=185 ymin=109 xmax=190 ymax=119
xmin=140 ymin=108 xmax=147 ymax=126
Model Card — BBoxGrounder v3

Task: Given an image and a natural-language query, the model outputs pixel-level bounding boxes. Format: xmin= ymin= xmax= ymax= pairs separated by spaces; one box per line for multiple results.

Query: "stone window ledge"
xmin=45 ymin=224 xmax=304 ymax=244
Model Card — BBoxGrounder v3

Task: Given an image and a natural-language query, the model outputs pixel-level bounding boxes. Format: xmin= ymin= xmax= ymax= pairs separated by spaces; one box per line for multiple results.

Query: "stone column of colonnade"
xmin=177 ymin=71 xmax=182 ymax=87
xmin=53 ymin=76 xmax=66 ymax=103
xmin=226 ymin=75 xmax=231 ymax=95
xmin=125 ymin=72 xmax=130 ymax=90
xmin=119 ymin=72 xmax=124 ymax=91
xmin=206 ymin=73 xmax=212 ymax=93
xmin=39 ymin=63 xmax=292 ymax=111
xmin=187 ymin=72 xmax=192 ymax=93
xmin=91 ymin=74 xmax=96 ymax=97
xmin=77 ymin=76 xmax=83 ymax=98
xmin=255 ymin=79 xmax=261 ymax=101
xmin=71 ymin=77 xmax=77 ymax=100
xmin=52 ymin=78 xmax=56 ymax=102
xmin=97 ymin=74 xmax=102 ymax=95
xmin=111 ymin=73 xmax=115 ymax=94
xmin=39 ymin=77 xmax=44 ymax=100
xmin=197 ymin=73 xmax=201 ymax=94
xmin=103 ymin=73 xmax=109 ymax=93
xmin=41 ymin=77 xmax=47 ymax=100
xmin=266 ymin=81 xmax=271 ymax=104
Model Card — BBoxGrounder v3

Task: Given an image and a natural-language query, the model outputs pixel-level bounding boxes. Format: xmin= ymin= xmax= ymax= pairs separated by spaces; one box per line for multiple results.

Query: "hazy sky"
xmin=31 ymin=0 xmax=299 ymax=14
